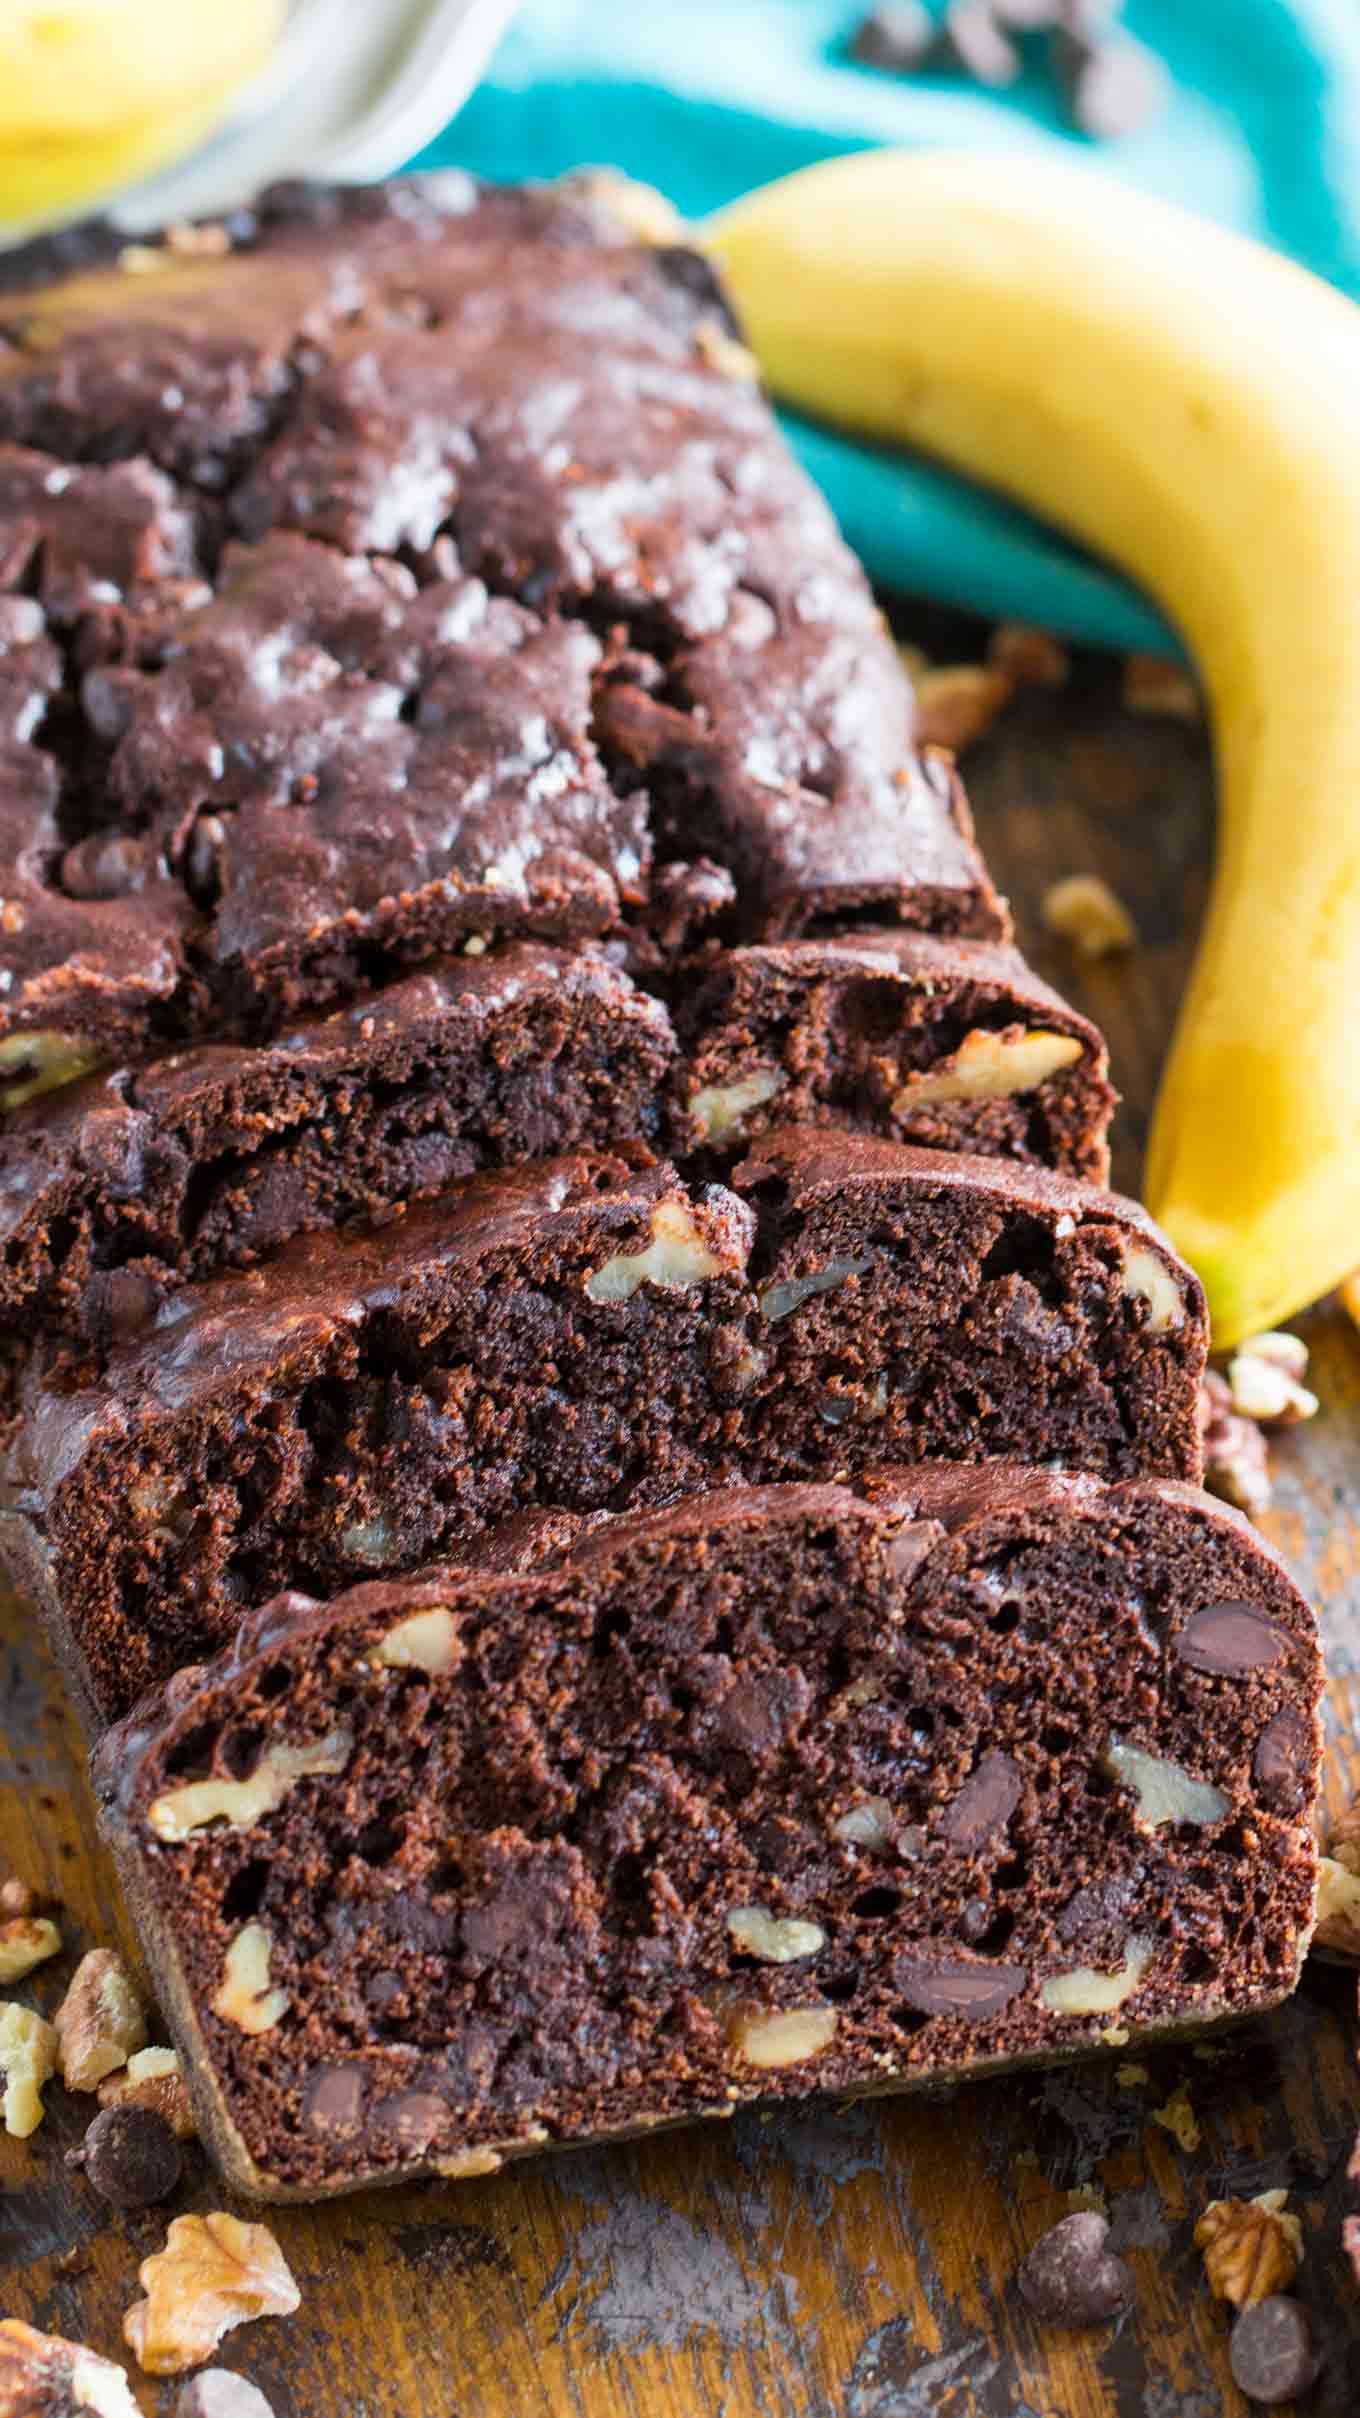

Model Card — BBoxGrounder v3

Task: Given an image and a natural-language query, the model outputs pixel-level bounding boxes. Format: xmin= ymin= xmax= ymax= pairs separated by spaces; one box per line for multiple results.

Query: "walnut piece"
xmin=694 ymin=318 xmax=760 ymax=382
xmin=725 ymin=2002 xmax=838 ymax=2068
xmin=1042 ymin=873 xmax=1137 ymax=957
xmin=0 ymin=1028 xmax=99 ymax=1111
xmin=726 ymin=1906 xmax=827 ymax=1964
xmin=687 ymin=1067 xmax=786 ymax=1144
xmin=989 ymin=622 xmax=1070 ymax=688
xmin=832 ymin=1796 xmax=897 ymax=1851
xmin=585 ymin=1198 xmax=725 ymax=1302
xmin=148 ymin=1728 xmax=353 ymax=1841
xmin=1122 ymin=652 xmax=1202 ymax=720
xmin=1118 ymin=1242 xmax=1184 ymax=1332
xmin=1196 ymin=2191 xmax=1303 ymax=2308
xmin=1312 ymin=1856 xmax=1360 ymax=1961
xmin=1227 ymin=1332 xmax=1318 ymax=1426
xmin=1101 ymin=1737 xmax=1229 ymax=1831
xmin=1041 ymin=1936 xmax=1155 ymax=2017
xmin=433 ymin=2145 xmax=505 ymax=2180
xmin=211 ymin=1924 xmax=288 ymax=2034
xmin=1151 ymin=2080 xmax=1201 ymax=2152
xmin=0 ymin=2001 xmax=58 ymax=2137
xmin=0 ymin=1914 xmax=61 ymax=1982
xmin=54 ymin=1949 xmax=147 ymax=2090
xmin=555 ymin=165 xmax=683 ymax=244
xmin=1199 ymin=1369 xmax=1272 ymax=1519
xmin=0 ymin=2319 xmax=140 ymax=2418
xmin=99 ymin=2046 xmax=198 ymax=2140
xmin=124 ymin=2212 xmax=300 ymax=2376
xmin=892 ymin=1025 xmax=1082 ymax=1111
xmin=914 ymin=663 xmax=1014 ymax=753
xmin=371 ymin=1608 xmax=461 ymax=1673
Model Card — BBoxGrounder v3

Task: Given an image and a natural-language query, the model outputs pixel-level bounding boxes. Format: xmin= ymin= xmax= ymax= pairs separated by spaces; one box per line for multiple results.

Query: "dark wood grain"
xmin=2 ymin=650 xmax=1357 ymax=2417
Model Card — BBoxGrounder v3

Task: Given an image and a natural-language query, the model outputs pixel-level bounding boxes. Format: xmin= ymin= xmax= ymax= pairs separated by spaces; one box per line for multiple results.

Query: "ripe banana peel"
xmin=0 ymin=1 xmax=285 ymax=223
xmin=710 ymin=148 xmax=1360 ymax=1345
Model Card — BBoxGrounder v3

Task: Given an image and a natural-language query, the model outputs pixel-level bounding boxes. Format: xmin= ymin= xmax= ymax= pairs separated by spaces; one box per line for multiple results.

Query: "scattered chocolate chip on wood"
xmin=69 ymin=2103 xmax=183 ymax=2210
xmin=1227 ymin=2297 xmax=1321 ymax=2405
xmin=1016 ymin=2211 xmax=1132 ymax=2325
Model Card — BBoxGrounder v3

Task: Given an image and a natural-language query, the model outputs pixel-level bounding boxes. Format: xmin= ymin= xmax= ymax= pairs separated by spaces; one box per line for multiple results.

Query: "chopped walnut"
xmin=165 ymin=220 xmax=232 ymax=258
xmin=0 ymin=1028 xmax=101 ymax=1109
xmin=1195 ymin=2190 xmax=1303 ymax=2308
xmin=1041 ymin=1936 xmax=1154 ymax=2017
xmin=125 ymin=2212 xmax=300 ymax=2376
xmin=1199 ymin=1369 xmax=1272 ymax=1519
xmin=726 ymin=1906 xmax=827 ymax=1964
xmin=1042 ymin=873 xmax=1137 ymax=957
xmin=694 ymin=319 xmax=760 ymax=382
xmin=725 ymin=2002 xmax=839 ymax=2069
xmin=0 ymin=2319 xmax=140 ymax=2418
xmin=211 ymin=1924 xmax=288 ymax=2034
xmin=0 ymin=2000 xmax=58 ymax=2137
xmin=99 ymin=2046 xmax=198 ymax=2141
xmin=989 ymin=621 xmax=1070 ymax=688
xmin=148 ymin=1727 xmax=353 ymax=1841
xmin=54 ymin=1949 xmax=147 ymax=2090
xmin=913 ymin=663 xmax=1014 ymax=753
xmin=1101 ymin=1736 xmax=1229 ymax=1831
xmin=1150 ymin=2080 xmax=1201 ymax=2152
xmin=554 ymin=165 xmax=683 ymax=244
xmin=893 ymin=1025 xmax=1081 ymax=1111
xmin=1118 ymin=1242 xmax=1184 ymax=1332
xmin=585 ymin=1197 xmax=725 ymax=1302
xmin=1122 ymin=652 xmax=1202 ymax=720
xmin=1227 ymin=1332 xmax=1318 ymax=1427
xmin=0 ymin=1914 xmax=61 ymax=1982
xmin=1312 ymin=1856 xmax=1360 ymax=1961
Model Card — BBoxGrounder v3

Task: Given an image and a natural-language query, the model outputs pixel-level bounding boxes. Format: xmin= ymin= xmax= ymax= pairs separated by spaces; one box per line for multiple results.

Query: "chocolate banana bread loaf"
xmin=92 ymin=1469 xmax=1321 ymax=2200
xmin=0 ymin=175 xmax=1003 ymax=1096
xmin=672 ymin=931 xmax=1113 ymax=1178
xmin=2 ymin=1133 xmax=1206 ymax=1721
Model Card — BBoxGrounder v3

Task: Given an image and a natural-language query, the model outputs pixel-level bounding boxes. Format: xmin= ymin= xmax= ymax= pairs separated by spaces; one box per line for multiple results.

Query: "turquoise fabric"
xmin=411 ymin=0 xmax=1360 ymax=653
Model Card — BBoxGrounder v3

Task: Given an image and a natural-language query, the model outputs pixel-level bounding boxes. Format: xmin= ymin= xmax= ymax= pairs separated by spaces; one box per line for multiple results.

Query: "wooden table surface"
xmin=2 ymin=635 xmax=1358 ymax=2417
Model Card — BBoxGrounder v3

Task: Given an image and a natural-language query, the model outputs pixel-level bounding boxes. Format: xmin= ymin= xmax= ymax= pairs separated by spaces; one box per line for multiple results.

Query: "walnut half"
xmin=1195 ymin=2190 xmax=1303 ymax=2308
xmin=124 ymin=2212 xmax=300 ymax=2375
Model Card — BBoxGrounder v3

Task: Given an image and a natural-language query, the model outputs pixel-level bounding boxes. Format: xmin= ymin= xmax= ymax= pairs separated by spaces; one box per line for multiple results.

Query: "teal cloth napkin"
xmin=413 ymin=0 xmax=1360 ymax=653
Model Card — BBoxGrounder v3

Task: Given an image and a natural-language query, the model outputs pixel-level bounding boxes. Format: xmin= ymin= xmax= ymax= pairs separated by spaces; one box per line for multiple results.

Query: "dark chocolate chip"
xmin=176 ymin=2373 xmax=277 ymax=2418
xmin=895 ymin=1957 xmax=1029 ymax=2018
xmin=1017 ymin=2211 xmax=1132 ymax=2326
xmin=1056 ymin=1873 xmax=1139 ymax=1947
xmin=713 ymin=1667 xmax=811 ymax=1758
xmin=59 ymin=830 xmax=151 ymax=899
xmin=82 ymin=1267 xmax=164 ymax=1347
xmin=1176 ymin=1603 xmax=1288 ymax=1676
xmin=850 ymin=1 xmax=934 ymax=69
xmin=1253 ymin=1709 xmax=1313 ymax=1812
xmin=302 ymin=2063 xmax=366 ymax=2137
xmin=368 ymin=2089 xmax=448 ymax=2153
xmin=70 ymin=2103 xmax=182 ymax=2209
xmin=1228 ymin=2297 xmax=1321 ymax=2405
xmin=939 ymin=1751 xmax=1023 ymax=1849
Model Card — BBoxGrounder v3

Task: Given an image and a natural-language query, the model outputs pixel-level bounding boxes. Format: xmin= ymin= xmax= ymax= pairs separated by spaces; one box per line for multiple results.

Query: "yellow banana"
xmin=0 ymin=1 xmax=286 ymax=223
xmin=710 ymin=148 xmax=1360 ymax=1345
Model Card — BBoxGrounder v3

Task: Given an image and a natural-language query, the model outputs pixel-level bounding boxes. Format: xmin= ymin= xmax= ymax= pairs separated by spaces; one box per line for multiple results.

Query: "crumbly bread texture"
xmin=0 ymin=176 xmax=1002 ymax=1089
xmin=93 ymin=1468 xmax=1321 ymax=2200
xmin=3 ymin=1130 xmax=1206 ymax=1721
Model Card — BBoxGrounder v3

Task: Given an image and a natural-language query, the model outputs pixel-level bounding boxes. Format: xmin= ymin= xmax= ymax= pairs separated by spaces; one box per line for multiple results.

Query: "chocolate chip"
xmin=82 ymin=1266 xmax=164 ymax=1347
xmin=302 ymin=2062 xmax=365 ymax=2137
xmin=895 ymin=1957 xmax=1029 ymax=2018
xmin=850 ymin=1 xmax=934 ymax=69
xmin=368 ymin=2088 xmax=447 ymax=2152
xmin=177 ymin=2372 xmax=277 ymax=2418
xmin=713 ymin=1666 xmax=811 ymax=1758
xmin=1228 ymin=2297 xmax=1321 ymax=2405
xmin=1017 ymin=2212 xmax=1132 ymax=2326
xmin=60 ymin=830 xmax=150 ymax=899
xmin=1253 ymin=1709 xmax=1312 ymax=1812
xmin=70 ymin=2103 xmax=182 ymax=2208
xmin=1176 ymin=1603 xmax=1287 ymax=1676
xmin=939 ymin=1751 xmax=1023 ymax=1849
